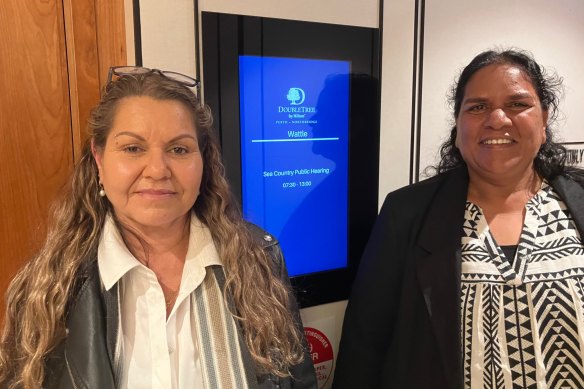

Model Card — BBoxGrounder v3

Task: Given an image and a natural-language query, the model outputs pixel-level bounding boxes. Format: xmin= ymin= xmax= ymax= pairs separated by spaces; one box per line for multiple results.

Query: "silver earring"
xmin=99 ymin=183 xmax=106 ymax=197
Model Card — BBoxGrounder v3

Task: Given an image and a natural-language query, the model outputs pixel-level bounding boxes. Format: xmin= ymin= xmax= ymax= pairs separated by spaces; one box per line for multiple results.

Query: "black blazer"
xmin=333 ymin=167 xmax=584 ymax=389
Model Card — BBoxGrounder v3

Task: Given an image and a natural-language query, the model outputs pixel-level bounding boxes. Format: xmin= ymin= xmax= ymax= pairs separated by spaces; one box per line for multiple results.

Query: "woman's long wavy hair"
xmin=0 ymin=73 xmax=304 ymax=388
xmin=430 ymin=48 xmax=581 ymax=180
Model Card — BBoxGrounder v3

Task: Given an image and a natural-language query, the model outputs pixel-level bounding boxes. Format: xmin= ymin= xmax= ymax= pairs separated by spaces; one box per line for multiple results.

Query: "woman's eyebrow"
xmin=113 ymin=131 xmax=145 ymax=140
xmin=462 ymin=97 xmax=488 ymax=104
xmin=168 ymin=134 xmax=197 ymax=142
xmin=508 ymin=92 xmax=534 ymax=100
xmin=112 ymin=132 xmax=197 ymax=142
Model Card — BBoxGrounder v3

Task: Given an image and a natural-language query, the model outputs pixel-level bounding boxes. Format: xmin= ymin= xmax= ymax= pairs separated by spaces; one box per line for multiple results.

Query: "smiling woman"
xmin=334 ymin=49 xmax=584 ymax=389
xmin=455 ymin=64 xmax=548 ymax=194
xmin=0 ymin=70 xmax=316 ymax=389
xmin=455 ymin=63 xmax=550 ymax=245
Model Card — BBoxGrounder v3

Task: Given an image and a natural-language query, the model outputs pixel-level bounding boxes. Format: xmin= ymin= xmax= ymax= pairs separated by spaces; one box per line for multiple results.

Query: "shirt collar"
xmin=185 ymin=216 xmax=222 ymax=269
xmin=98 ymin=215 xmax=141 ymax=291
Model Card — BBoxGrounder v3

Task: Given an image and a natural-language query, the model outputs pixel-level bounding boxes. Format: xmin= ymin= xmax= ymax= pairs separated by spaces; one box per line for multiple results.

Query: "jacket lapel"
xmin=64 ymin=261 xmax=116 ymax=389
xmin=415 ymin=168 xmax=468 ymax=389
xmin=552 ymin=175 xmax=584 ymax=234
xmin=102 ymin=282 xmax=122 ymax=388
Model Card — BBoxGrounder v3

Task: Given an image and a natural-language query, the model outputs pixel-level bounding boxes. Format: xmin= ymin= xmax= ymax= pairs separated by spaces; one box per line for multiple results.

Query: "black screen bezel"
xmin=201 ymin=12 xmax=380 ymax=307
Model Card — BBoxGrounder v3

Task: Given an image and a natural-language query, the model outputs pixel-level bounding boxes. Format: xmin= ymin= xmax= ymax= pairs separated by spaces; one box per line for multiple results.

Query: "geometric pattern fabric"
xmin=461 ymin=182 xmax=584 ymax=388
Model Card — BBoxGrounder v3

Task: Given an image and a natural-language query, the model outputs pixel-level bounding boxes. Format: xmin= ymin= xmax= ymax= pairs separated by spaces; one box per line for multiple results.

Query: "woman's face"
xmin=93 ymin=96 xmax=203 ymax=233
xmin=456 ymin=63 xmax=548 ymax=183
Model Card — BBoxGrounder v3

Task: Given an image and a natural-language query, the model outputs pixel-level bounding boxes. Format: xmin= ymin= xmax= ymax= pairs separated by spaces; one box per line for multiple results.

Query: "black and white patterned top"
xmin=461 ymin=181 xmax=584 ymax=389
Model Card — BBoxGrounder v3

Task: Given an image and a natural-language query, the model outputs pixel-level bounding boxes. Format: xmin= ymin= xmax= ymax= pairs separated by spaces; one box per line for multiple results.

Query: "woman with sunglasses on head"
xmin=0 ymin=67 xmax=317 ymax=389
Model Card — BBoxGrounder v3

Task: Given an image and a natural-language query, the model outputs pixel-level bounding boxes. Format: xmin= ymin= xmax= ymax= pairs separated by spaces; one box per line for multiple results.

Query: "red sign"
xmin=304 ymin=327 xmax=334 ymax=388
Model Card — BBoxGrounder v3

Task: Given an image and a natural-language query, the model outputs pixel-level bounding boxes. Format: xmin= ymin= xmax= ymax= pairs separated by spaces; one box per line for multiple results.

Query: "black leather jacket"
xmin=43 ymin=226 xmax=317 ymax=389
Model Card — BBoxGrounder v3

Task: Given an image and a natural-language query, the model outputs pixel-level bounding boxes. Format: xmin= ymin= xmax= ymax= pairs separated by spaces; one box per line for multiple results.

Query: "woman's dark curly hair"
xmin=433 ymin=48 xmax=575 ymax=180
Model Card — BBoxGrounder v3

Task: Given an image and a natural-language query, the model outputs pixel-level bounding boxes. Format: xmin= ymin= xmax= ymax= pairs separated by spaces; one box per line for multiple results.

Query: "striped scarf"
xmin=191 ymin=266 xmax=258 ymax=389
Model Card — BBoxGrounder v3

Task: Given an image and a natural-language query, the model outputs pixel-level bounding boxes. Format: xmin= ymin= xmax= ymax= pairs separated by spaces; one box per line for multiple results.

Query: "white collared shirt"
xmin=98 ymin=215 xmax=222 ymax=389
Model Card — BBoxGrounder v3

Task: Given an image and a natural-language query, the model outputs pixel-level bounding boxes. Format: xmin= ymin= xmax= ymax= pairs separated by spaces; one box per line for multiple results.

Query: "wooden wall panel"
xmin=65 ymin=0 xmax=127 ymax=159
xmin=96 ymin=0 xmax=128 ymax=89
xmin=0 ymin=0 xmax=126 ymax=319
xmin=0 ymin=0 xmax=73 ymax=303
xmin=63 ymin=0 xmax=101 ymax=159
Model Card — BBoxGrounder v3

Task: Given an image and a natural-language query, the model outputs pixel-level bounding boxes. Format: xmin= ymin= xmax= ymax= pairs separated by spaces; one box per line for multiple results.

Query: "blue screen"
xmin=239 ymin=56 xmax=350 ymax=276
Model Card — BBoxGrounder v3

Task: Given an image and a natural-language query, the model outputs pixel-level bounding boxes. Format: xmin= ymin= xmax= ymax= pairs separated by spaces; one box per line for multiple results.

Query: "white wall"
xmin=378 ymin=1 xmax=416 ymax=197
xmin=136 ymin=0 xmax=197 ymax=78
xmin=199 ymin=0 xmax=378 ymax=27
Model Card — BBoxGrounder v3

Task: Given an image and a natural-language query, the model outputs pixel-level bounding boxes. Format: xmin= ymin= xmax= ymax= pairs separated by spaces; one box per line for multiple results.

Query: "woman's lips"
xmin=136 ymin=189 xmax=176 ymax=198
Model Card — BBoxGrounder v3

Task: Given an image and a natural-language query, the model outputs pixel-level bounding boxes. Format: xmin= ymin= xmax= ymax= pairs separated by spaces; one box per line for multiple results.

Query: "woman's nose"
xmin=144 ymin=150 xmax=171 ymax=179
xmin=485 ymin=108 xmax=512 ymax=129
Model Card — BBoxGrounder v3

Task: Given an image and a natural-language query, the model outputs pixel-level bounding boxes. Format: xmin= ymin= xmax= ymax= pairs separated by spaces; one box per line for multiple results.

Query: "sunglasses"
xmin=107 ymin=66 xmax=200 ymax=88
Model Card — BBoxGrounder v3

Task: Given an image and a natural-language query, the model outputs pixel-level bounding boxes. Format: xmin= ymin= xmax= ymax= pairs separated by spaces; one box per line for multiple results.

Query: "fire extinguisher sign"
xmin=304 ymin=327 xmax=334 ymax=388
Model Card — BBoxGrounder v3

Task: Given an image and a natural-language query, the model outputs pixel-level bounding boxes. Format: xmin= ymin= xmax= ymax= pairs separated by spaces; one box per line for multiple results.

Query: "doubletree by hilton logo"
xmin=287 ymin=87 xmax=306 ymax=105
xmin=278 ymin=87 xmax=316 ymax=115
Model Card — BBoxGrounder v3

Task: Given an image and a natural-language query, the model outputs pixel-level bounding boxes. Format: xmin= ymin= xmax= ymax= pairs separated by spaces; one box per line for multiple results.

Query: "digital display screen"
xmin=239 ymin=56 xmax=350 ymax=276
